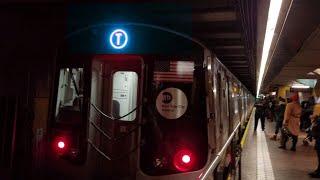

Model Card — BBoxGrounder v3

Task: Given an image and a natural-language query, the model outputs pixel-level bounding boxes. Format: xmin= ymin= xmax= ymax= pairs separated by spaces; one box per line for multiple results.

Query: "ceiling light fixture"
xmin=291 ymin=85 xmax=310 ymax=89
xmin=256 ymin=0 xmax=283 ymax=98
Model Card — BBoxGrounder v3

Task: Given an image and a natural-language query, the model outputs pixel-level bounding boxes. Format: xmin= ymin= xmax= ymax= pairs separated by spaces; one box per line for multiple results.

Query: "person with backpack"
xmin=270 ymin=97 xmax=286 ymax=140
xmin=309 ymin=81 xmax=320 ymax=178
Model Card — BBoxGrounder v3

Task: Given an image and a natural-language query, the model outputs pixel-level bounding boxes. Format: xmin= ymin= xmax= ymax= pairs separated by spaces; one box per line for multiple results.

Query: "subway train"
xmin=46 ymin=22 xmax=254 ymax=180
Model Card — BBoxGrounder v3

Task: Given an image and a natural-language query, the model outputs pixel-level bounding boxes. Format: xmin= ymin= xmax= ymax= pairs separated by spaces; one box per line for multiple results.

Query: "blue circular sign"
xmin=109 ymin=29 xmax=128 ymax=49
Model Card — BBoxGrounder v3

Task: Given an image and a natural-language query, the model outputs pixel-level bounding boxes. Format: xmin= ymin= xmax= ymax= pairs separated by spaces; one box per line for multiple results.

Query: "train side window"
xmin=226 ymin=81 xmax=229 ymax=116
xmin=232 ymin=84 xmax=239 ymax=114
xmin=55 ymin=68 xmax=84 ymax=123
xmin=235 ymin=96 xmax=239 ymax=114
xmin=112 ymin=71 xmax=138 ymax=121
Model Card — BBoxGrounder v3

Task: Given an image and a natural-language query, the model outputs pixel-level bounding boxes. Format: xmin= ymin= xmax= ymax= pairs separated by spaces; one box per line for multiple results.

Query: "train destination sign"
xmin=109 ymin=29 xmax=128 ymax=49
xmin=156 ymin=88 xmax=188 ymax=119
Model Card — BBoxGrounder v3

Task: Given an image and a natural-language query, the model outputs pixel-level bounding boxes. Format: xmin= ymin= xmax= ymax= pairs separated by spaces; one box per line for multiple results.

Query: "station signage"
xmin=109 ymin=29 xmax=128 ymax=49
xmin=156 ymin=88 xmax=188 ymax=119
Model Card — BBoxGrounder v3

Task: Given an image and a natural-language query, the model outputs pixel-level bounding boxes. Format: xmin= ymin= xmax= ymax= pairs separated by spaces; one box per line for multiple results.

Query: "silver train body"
xmin=45 ymin=22 xmax=255 ymax=180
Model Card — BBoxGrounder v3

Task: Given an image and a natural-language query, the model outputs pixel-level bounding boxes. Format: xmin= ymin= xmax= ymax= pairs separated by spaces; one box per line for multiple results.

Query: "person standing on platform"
xmin=271 ymin=97 xmax=286 ymax=140
xmin=268 ymin=97 xmax=275 ymax=122
xmin=279 ymin=93 xmax=302 ymax=151
xmin=309 ymin=81 xmax=320 ymax=178
xmin=254 ymin=99 xmax=266 ymax=131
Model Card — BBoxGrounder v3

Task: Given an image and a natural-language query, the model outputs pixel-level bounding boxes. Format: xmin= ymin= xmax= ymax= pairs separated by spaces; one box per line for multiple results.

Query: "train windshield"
xmin=55 ymin=68 xmax=84 ymax=123
xmin=112 ymin=71 xmax=138 ymax=121
xmin=141 ymin=60 xmax=208 ymax=175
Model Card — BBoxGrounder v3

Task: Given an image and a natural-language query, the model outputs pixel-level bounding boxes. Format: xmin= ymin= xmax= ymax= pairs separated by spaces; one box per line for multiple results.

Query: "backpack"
xmin=311 ymin=116 xmax=320 ymax=138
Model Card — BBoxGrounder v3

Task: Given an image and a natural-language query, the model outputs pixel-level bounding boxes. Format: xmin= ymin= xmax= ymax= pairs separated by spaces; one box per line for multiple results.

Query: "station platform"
xmin=241 ymin=109 xmax=317 ymax=180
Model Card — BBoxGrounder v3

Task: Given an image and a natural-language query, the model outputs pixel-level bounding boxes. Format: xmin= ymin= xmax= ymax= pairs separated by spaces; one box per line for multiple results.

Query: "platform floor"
xmin=241 ymin=109 xmax=317 ymax=180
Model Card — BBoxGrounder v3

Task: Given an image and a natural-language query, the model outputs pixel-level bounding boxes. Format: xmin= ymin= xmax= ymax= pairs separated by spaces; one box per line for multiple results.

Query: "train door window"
xmin=217 ymin=72 xmax=222 ymax=121
xmin=112 ymin=71 xmax=138 ymax=121
xmin=225 ymin=80 xmax=229 ymax=117
xmin=232 ymin=83 xmax=238 ymax=115
xmin=55 ymin=68 xmax=84 ymax=123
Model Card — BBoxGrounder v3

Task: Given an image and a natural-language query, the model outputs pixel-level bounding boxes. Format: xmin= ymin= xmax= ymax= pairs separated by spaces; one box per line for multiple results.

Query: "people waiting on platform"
xmin=267 ymin=97 xmax=276 ymax=122
xmin=254 ymin=99 xmax=266 ymax=131
xmin=302 ymin=97 xmax=315 ymax=145
xmin=279 ymin=93 xmax=302 ymax=151
xmin=309 ymin=81 xmax=320 ymax=178
xmin=300 ymin=99 xmax=313 ymax=131
xmin=270 ymin=97 xmax=286 ymax=140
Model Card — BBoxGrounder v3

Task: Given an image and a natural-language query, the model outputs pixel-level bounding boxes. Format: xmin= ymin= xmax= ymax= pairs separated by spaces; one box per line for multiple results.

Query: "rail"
xmin=90 ymin=102 xmax=141 ymax=121
xmin=89 ymin=103 xmax=143 ymax=141
xmin=199 ymin=122 xmax=241 ymax=180
xmin=87 ymin=103 xmax=143 ymax=161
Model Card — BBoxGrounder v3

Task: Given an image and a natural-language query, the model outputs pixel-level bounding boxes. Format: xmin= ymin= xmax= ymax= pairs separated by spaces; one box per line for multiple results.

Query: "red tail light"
xmin=182 ymin=154 xmax=191 ymax=164
xmin=53 ymin=137 xmax=68 ymax=154
xmin=173 ymin=149 xmax=194 ymax=172
xmin=57 ymin=141 xmax=65 ymax=149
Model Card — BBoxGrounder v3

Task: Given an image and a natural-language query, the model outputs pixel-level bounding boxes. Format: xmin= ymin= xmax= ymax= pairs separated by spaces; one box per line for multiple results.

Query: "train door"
xmin=51 ymin=61 xmax=88 ymax=156
xmin=215 ymin=67 xmax=230 ymax=179
xmin=244 ymin=92 xmax=248 ymax=120
xmin=241 ymin=89 xmax=245 ymax=122
xmin=238 ymin=88 xmax=243 ymax=123
xmin=88 ymin=55 xmax=143 ymax=178
xmin=218 ymin=69 xmax=229 ymax=147
xmin=213 ymin=64 xmax=223 ymax=180
xmin=49 ymin=57 xmax=91 ymax=179
xmin=216 ymin=71 xmax=222 ymax=150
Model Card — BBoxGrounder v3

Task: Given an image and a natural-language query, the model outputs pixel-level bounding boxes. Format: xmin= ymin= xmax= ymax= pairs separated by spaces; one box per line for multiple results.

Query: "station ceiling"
xmin=187 ymin=0 xmax=257 ymax=93
xmin=261 ymin=0 xmax=320 ymax=92
xmin=146 ymin=0 xmax=258 ymax=93
xmin=271 ymin=26 xmax=320 ymax=87
xmin=142 ymin=0 xmax=258 ymax=93
xmin=0 ymin=0 xmax=258 ymax=93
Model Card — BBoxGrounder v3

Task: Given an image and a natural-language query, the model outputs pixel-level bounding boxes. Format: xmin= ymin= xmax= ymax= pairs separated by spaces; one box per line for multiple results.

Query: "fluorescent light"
xmin=256 ymin=0 xmax=283 ymax=97
xmin=296 ymin=79 xmax=317 ymax=88
xmin=291 ymin=85 xmax=310 ymax=89
xmin=271 ymin=91 xmax=276 ymax=95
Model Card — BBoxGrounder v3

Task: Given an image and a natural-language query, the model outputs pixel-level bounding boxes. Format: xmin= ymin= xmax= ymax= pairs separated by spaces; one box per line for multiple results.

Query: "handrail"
xmin=87 ymin=103 xmax=143 ymax=161
xmin=90 ymin=120 xmax=112 ymax=140
xmin=87 ymin=139 xmax=112 ymax=160
xmin=90 ymin=103 xmax=141 ymax=121
xmin=89 ymin=120 xmax=141 ymax=143
xmin=90 ymin=103 xmax=114 ymax=119
xmin=89 ymin=103 xmax=143 ymax=142
xmin=199 ymin=122 xmax=241 ymax=180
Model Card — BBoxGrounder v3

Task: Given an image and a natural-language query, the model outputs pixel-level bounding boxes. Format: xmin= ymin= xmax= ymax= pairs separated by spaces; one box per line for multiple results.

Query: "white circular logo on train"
xmin=156 ymin=88 xmax=188 ymax=119
xmin=109 ymin=29 xmax=128 ymax=49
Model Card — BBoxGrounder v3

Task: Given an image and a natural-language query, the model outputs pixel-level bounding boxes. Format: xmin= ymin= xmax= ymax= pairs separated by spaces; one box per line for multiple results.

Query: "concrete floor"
xmin=241 ymin=109 xmax=317 ymax=180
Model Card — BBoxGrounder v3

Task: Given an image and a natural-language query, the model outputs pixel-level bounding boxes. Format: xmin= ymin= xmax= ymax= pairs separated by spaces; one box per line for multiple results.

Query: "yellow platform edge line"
xmin=240 ymin=108 xmax=255 ymax=148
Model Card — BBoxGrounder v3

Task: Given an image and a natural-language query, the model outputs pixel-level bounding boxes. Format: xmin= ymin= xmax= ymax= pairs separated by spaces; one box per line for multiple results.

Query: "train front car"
xmin=48 ymin=23 xmax=211 ymax=179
